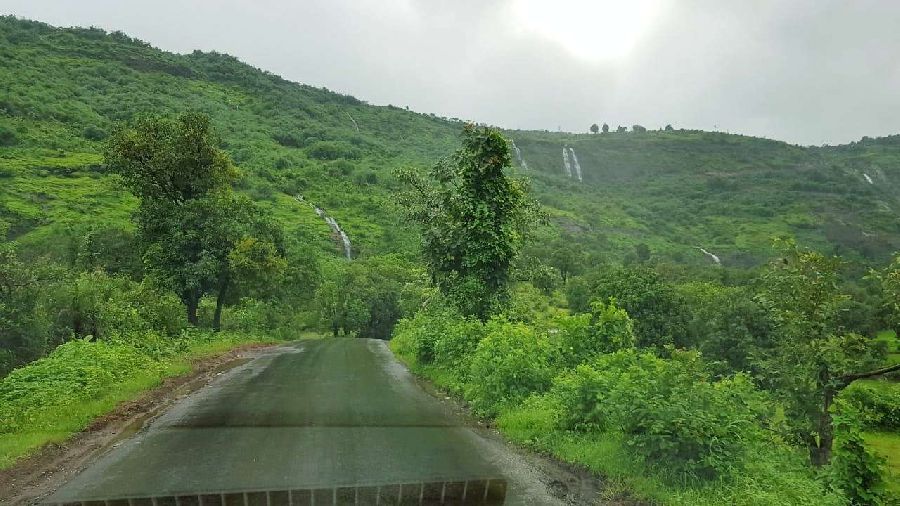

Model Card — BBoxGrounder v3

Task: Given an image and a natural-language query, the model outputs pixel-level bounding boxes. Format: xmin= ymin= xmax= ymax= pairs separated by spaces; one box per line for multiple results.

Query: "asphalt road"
xmin=45 ymin=339 xmax=582 ymax=505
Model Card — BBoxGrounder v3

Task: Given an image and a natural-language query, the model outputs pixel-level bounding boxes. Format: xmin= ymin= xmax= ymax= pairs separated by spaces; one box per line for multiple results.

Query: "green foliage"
xmin=553 ymin=299 xmax=636 ymax=368
xmin=106 ymin=112 xmax=287 ymax=328
xmin=755 ymin=240 xmax=888 ymax=465
xmin=569 ymin=265 xmax=690 ymax=350
xmin=842 ymin=380 xmax=900 ymax=431
xmin=0 ymin=339 xmax=156 ymax=434
xmin=399 ymin=125 xmax=537 ymax=319
xmin=465 ymin=318 xmax=554 ymax=415
xmin=316 ymin=256 xmax=423 ymax=339
xmin=536 ymin=349 xmax=768 ymax=480
xmin=106 ymin=113 xmax=236 ymax=203
xmin=869 ymin=254 xmax=900 ymax=334
xmin=677 ymin=281 xmax=771 ymax=373
xmin=832 ymin=401 xmax=888 ymax=505
xmin=0 ymin=242 xmax=50 ymax=374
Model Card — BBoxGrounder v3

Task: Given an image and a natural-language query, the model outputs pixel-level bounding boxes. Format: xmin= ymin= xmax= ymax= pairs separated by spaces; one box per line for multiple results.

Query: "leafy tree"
xmin=634 ymin=243 xmax=651 ymax=263
xmin=616 ymin=125 xmax=627 ymax=133
xmin=589 ymin=123 xmax=599 ymax=134
xmin=106 ymin=113 xmax=285 ymax=328
xmin=570 ymin=265 xmax=691 ymax=350
xmin=105 ymin=113 xmax=235 ymax=203
xmin=316 ymin=256 xmax=420 ymax=339
xmin=755 ymin=241 xmax=898 ymax=465
xmin=601 ymin=123 xmax=609 ymax=133
xmin=632 ymin=124 xmax=647 ymax=133
xmin=664 ymin=124 xmax=674 ymax=131
xmin=868 ymin=253 xmax=900 ymax=333
xmin=0 ymin=242 xmax=50 ymax=374
xmin=398 ymin=124 xmax=536 ymax=319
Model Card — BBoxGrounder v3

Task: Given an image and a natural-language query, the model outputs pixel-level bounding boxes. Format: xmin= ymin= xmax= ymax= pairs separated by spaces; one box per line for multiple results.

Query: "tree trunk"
xmin=809 ymin=387 xmax=835 ymax=466
xmin=213 ymin=278 xmax=229 ymax=332
xmin=185 ymin=291 xmax=199 ymax=326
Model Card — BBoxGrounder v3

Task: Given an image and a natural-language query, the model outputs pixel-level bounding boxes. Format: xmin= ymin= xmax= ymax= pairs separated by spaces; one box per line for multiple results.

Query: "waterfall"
xmin=298 ymin=196 xmax=352 ymax=260
xmin=864 ymin=173 xmax=874 ymax=185
xmin=697 ymin=247 xmax=721 ymax=265
xmin=324 ymin=217 xmax=352 ymax=260
xmin=510 ymin=140 xmax=528 ymax=170
xmin=562 ymin=147 xmax=572 ymax=178
xmin=568 ymin=147 xmax=582 ymax=182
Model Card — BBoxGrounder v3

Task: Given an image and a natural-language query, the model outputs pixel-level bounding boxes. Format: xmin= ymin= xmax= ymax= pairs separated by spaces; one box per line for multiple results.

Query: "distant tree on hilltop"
xmin=590 ymin=123 xmax=599 ymax=134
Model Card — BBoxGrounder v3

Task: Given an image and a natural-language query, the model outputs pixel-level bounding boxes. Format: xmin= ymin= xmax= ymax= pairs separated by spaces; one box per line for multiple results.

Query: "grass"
xmin=0 ymin=333 xmax=290 ymax=470
xmin=865 ymin=431 xmax=900 ymax=497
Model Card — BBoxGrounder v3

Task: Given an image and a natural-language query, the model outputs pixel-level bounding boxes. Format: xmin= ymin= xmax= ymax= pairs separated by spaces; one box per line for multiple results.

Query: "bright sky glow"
xmin=510 ymin=0 xmax=665 ymax=62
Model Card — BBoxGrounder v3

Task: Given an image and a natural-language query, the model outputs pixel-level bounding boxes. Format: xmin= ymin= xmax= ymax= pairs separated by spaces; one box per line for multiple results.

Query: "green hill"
xmin=2 ymin=16 xmax=899 ymax=268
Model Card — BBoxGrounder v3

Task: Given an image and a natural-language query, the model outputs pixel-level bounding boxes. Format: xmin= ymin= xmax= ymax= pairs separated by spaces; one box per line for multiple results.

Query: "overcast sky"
xmin=3 ymin=0 xmax=900 ymax=145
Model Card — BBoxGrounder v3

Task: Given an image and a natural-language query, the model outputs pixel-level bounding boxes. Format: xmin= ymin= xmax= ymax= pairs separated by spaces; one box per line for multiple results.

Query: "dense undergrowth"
xmin=391 ymin=262 xmax=900 ymax=505
xmin=391 ymin=305 xmax=843 ymax=505
xmin=0 ymin=329 xmax=286 ymax=469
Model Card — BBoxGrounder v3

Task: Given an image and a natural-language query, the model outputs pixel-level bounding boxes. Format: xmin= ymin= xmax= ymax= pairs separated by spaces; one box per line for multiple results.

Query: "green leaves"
xmin=398 ymin=125 xmax=537 ymax=320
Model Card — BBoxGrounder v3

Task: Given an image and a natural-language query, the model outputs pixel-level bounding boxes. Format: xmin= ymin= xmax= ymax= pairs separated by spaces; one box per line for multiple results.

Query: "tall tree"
xmin=106 ymin=113 xmax=284 ymax=327
xmin=590 ymin=123 xmax=600 ymax=134
xmin=399 ymin=124 xmax=536 ymax=319
xmin=601 ymin=123 xmax=610 ymax=133
xmin=756 ymin=240 xmax=898 ymax=465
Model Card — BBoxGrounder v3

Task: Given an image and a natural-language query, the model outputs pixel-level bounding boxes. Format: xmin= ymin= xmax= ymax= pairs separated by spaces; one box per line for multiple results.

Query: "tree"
xmin=106 ymin=113 xmax=284 ymax=328
xmin=632 ymin=124 xmax=647 ymax=133
xmin=398 ymin=124 xmax=536 ymax=319
xmin=601 ymin=123 xmax=609 ymax=133
xmin=664 ymin=124 xmax=674 ymax=131
xmin=589 ymin=123 xmax=599 ymax=134
xmin=616 ymin=125 xmax=627 ymax=133
xmin=755 ymin=241 xmax=898 ymax=466
xmin=570 ymin=265 xmax=691 ymax=350
xmin=634 ymin=243 xmax=651 ymax=263
xmin=869 ymin=253 xmax=900 ymax=333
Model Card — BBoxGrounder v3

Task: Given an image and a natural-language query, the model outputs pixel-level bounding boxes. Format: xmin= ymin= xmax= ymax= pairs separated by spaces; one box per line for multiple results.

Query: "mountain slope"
xmin=1 ymin=16 xmax=899 ymax=268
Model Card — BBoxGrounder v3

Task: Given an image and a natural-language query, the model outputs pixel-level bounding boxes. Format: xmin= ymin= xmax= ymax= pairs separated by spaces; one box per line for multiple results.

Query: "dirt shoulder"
xmin=0 ymin=343 xmax=275 ymax=506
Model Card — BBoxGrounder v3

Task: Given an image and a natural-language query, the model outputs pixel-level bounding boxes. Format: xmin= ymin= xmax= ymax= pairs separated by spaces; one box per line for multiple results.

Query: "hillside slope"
xmin=1 ymin=16 xmax=899 ymax=268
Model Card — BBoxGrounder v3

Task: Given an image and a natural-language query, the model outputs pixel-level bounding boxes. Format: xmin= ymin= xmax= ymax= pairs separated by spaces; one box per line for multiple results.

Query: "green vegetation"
xmin=4 ymin=15 xmax=900 ymax=505
xmin=397 ymin=124 xmax=536 ymax=319
xmin=0 ymin=330 xmax=286 ymax=469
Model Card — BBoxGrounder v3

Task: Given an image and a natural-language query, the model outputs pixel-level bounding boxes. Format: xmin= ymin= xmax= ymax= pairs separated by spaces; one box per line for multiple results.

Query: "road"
xmin=45 ymin=339 xmax=591 ymax=505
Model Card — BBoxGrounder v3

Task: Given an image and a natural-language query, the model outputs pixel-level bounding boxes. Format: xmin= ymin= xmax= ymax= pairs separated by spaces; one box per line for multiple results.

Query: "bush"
xmin=840 ymin=380 xmax=900 ymax=430
xmin=537 ymin=349 xmax=768 ymax=480
xmin=465 ymin=318 xmax=554 ymax=415
xmin=553 ymin=300 xmax=635 ymax=369
xmin=82 ymin=125 xmax=107 ymax=141
xmin=307 ymin=140 xmax=360 ymax=160
xmin=0 ymin=339 xmax=156 ymax=433
xmin=0 ymin=125 xmax=17 ymax=146
xmin=831 ymin=402 xmax=887 ymax=505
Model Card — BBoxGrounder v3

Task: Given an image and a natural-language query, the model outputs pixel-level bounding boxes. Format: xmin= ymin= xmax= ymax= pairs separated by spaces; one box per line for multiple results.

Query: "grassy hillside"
xmin=510 ymin=130 xmax=900 ymax=268
xmin=2 ymin=16 xmax=900 ymax=269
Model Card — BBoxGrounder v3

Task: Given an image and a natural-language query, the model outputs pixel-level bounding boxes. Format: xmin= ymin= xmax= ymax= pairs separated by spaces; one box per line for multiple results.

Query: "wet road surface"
xmin=45 ymin=339 xmax=576 ymax=505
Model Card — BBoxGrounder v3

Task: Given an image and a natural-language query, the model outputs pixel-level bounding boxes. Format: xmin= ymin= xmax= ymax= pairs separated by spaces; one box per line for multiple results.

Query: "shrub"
xmin=0 ymin=339 xmax=156 ymax=433
xmin=465 ymin=318 xmax=554 ymax=416
xmin=840 ymin=380 xmax=900 ymax=430
xmin=82 ymin=125 xmax=107 ymax=141
xmin=539 ymin=349 xmax=768 ymax=480
xmin=307 ymin=141 xmax=359 ymax=160
xmin=831 ymin=402 xmax=887 ymax=505
xmin=0 ymin=125 xmax=17 ymax=146
xmin=553 ymin=300 xmax=635 ymax=369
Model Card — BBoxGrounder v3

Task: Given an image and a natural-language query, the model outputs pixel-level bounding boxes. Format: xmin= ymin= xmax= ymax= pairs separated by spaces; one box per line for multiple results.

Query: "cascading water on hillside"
xmin=299 ymin=196 xmax=352 ymax=259
xmin=562 ymin=147 xmax=572 ymax=178
xmin=569 ymin=147 xmax=582 ymax=182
